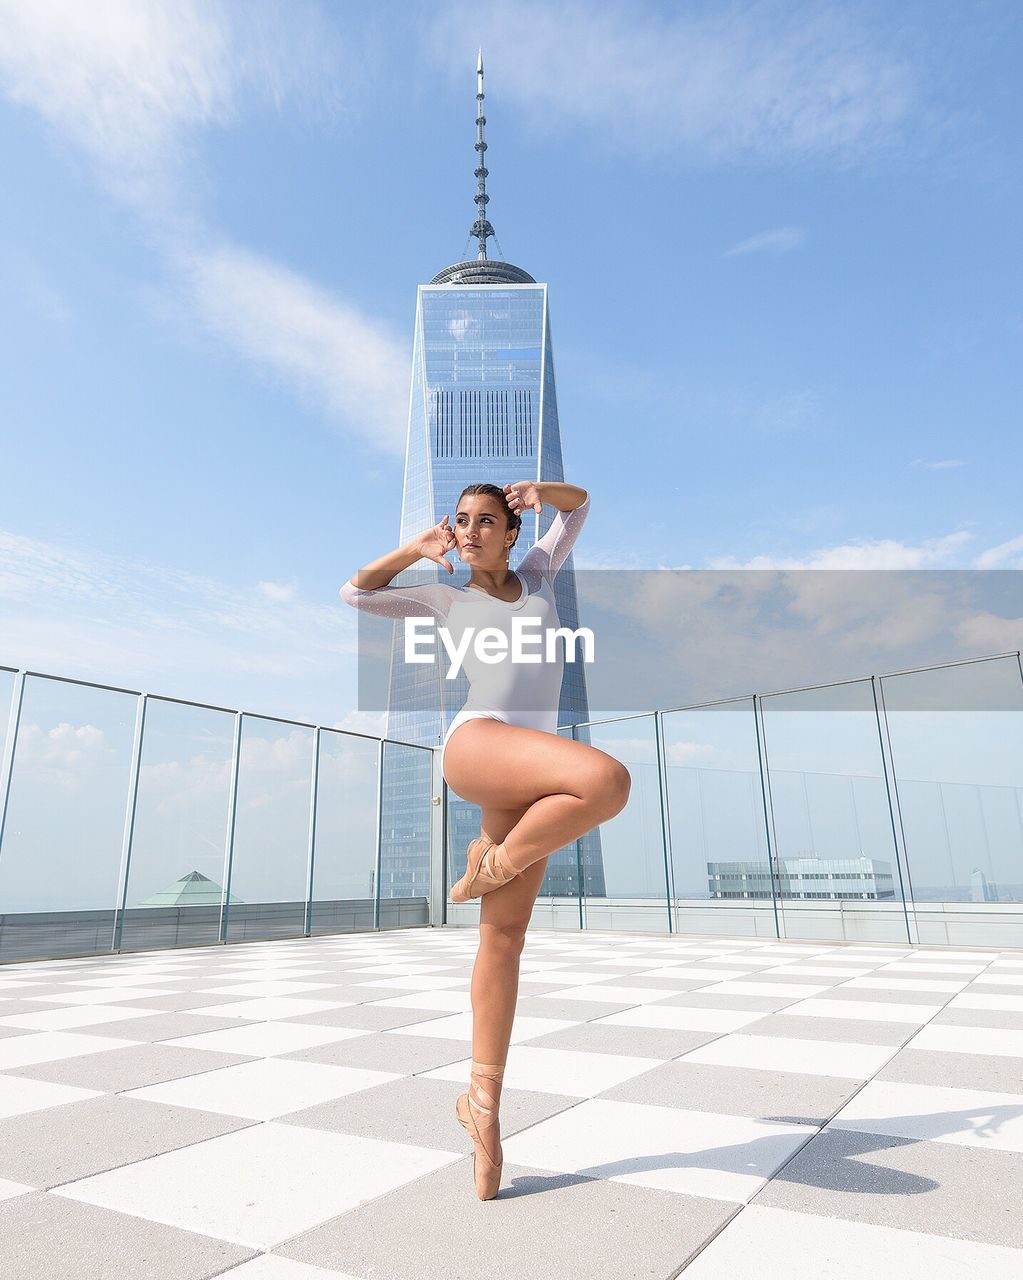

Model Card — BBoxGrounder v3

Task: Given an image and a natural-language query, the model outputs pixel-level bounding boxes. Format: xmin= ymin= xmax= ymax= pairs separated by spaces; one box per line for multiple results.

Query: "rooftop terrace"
xmin=1 ymin=926 xmax=1022 ymax=1279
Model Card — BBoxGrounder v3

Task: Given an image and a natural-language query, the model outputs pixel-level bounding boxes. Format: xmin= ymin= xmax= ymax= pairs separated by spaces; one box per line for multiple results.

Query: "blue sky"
xmin=1 ymin=0 xmax=1021 ymax=731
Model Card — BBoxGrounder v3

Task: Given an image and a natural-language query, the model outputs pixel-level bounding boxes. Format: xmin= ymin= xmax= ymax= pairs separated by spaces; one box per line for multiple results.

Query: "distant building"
xmin=376 ymin=54 xmax=604 ymax=900
xmin=707 ymin=856 xmax=896 ymax=900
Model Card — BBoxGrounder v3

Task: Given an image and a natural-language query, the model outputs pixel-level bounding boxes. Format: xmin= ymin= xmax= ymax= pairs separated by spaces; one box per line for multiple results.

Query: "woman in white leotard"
xmin=340 ymin=480 xmax=631 ymax=1200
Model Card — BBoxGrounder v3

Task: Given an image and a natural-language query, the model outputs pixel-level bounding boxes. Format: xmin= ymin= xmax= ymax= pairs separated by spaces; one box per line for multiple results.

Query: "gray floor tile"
xmin=82 ymin=1011 xmax=265 ymax=1042
xmin=516 ymin=1020 xmax=722 ymax=1059
xmin=513 ymin=995 xmax=638 ymax=1020
xmin=0 ymin=1190 xmax=255 ymax=1280
xmin=4 ymin=1041 xmax=254 ymax=1091
xmin=0 ymin=1094 xmax=255 ymax=1187
xmin=657 ymin=991 xmax=795 ymax=1012
xmin=279 ymin=1031 xmax=472 ymax=1075
xmin=278 ymin=1075 xmax=576 ymax=1151
xmin=274 ymin=1157 xmax=739 ymax=1280
xmin=875 ymin=1046 xmax=1023 ymax=1094
xmin=751 ymin=1126 xmax=1023 ymax=1248
xmin=815 ymin=987 xmax=952 ymax=1007
xmin=596 ymin=1059 xmax=858 ymax=1125
xmin=92 ymin=991 xmax=275 ymax=1013
xmin=280 ymin=1004 xmax=457 ymax=1031
xmin=740 ymin=1014 xmax=917 ymax=1045
xmin=931 ymin=1008 xmax=1023 ymax=1030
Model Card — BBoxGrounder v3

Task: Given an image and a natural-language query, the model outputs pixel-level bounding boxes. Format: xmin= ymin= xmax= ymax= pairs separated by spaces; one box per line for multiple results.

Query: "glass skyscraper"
xmin=376 ymin=54 xmax=605 ymax=903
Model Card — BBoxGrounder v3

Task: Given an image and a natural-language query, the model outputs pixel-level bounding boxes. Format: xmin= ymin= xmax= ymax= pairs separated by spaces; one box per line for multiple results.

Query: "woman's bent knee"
xmin=593 ymin=759 xmax=631 ymax=816
xmin=480 ymin=922 xmax=527 ymax=955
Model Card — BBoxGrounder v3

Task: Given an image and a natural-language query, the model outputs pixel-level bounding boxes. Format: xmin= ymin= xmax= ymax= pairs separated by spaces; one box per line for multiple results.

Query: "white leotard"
xmin=339 ymin=496 xmax=589 ymax=761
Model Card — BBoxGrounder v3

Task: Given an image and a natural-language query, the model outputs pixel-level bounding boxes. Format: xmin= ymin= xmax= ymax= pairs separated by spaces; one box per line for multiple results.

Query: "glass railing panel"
xmin=880 ymin=655 xmax=1023 ymax=947
xmin=0 ymin=667 xmax=16 ymax=768
xmin=760 ymin=680 xmax=909 ymax=944
xmin=224 ymin=715 xmax=315 ymax=942
xmin=661 ymin=698 xmax=777 ymax=940
xmin=0 ymin=675 xmax=138 ymax=961
xmin=309 ymin=729 xmax=380 ymax=936
xmin=378 ymin=740 xmax=432 ymax=927
xmin=117 ymin=698 xmax=236 ymax=952
xmin=575 ymin=714 xmax=670 ymax=934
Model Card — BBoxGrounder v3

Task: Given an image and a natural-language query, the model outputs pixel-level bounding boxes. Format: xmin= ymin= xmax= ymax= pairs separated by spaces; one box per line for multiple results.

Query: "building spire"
xmin=470 ymin=48 xmax=496 ymax=261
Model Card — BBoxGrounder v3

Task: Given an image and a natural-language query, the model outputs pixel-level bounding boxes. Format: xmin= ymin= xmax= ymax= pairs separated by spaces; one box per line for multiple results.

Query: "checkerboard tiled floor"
xmin=1 ymin=927 xmax=1022 ymax=1279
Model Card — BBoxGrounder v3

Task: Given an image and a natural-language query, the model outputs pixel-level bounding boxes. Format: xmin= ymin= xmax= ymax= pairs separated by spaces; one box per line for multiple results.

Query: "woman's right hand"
xmin=416 ymin=515 xmax=457 ymax=573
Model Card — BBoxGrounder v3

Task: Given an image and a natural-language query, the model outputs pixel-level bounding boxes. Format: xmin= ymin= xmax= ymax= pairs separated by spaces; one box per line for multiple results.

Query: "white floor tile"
xmin=500 ymin=1098 xmax=815 ymax=1201
xmin=951 ymin=993 xmax=1023 ymax=1013
xmin=52 ymin=1122 xmax=459 ymax=1249
xmin=828 ymin=1079 xmax=1023 ymax=1153
xmin=122 ymin=1057 xmax=402 ymax=1120
xmin=388 ymin=1012 xmax=577 ymax=1043
xmin=32 ymin=987 xmax=178 ymax=1005
xmin=681 ymin=1204 xmax=1023 ymax=1279
xmin=839 ymin=976 xmax=966 ymax=993
xmin=635 ymin=967 xmax=758 ymax=982
xmin=185 ymin=996 xmax=355 ymax=1020
xmin=697 ymin=980 xmax=833 ymax=999
xmin=973 ymin=973 xmax=1023 ymax=986
xmin=593 ymin=1005 xmax=766 ymax=1033
xmin=781 ymin=998 xmax=935 ymax=1024
xmin=194 ymin=981 xmax=340 ymax=998
xmin=222 ymin=1256 xmax=369 ymax=1279
xmin=0 ymin=1074 xmax=102 ymax=1119
xmin=419 ymin=1044 xmax=661 ymax=1098
xmin=0 ymin=1003 xmax=164 ymax=1031
xmin=162 ymin=1021 xmax=372 ymax=1057
xmin=534 ymin=984 xmax=681 ymax=1004
xmin=0 ymin=1179 xmax=34 ymax=1203
xmin=0 ymin=1031 xmax=138 ymax=1070
xmin=679 ymin=1033 xmax=897 ymax=1079
xmin=364 ymin=990 xmax=472 ymax=1012
xmin=879 ymin=962 xmax=986 ymax=975
xmin=909 ymin=1024 xmax=1023 ymax=1058
xmin=760 ymin=965 xmax=876 ymax=978
xmin=351 ymin=974 xmax=466 ymax=990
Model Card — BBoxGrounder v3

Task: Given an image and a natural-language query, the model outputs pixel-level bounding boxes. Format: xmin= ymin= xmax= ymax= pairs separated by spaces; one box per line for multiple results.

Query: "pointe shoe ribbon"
xmin=449 ymin=836 xmax=520 ymax=902
xmin=455 ymin=1060 xmax=505 ymax=1200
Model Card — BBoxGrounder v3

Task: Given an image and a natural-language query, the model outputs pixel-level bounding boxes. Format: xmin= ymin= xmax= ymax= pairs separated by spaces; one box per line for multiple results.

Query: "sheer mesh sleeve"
xmin=339 ymin=577 xmax=456 ymax=621
xmin=516 ymin=494 xmax=590 ymax=581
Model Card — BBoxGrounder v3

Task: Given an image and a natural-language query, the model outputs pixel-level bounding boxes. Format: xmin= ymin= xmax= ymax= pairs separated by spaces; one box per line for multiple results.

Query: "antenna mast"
xmin=470 ymin=49 xmax=496 ymax=261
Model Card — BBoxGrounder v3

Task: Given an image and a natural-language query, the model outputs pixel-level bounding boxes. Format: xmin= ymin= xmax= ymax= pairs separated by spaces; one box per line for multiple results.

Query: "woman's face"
xmin=454 ymin=494 xmax=513 ymax=565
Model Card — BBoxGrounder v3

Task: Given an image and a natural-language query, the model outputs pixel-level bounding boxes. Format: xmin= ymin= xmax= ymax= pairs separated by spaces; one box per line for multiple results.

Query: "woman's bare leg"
xmin=469 ymin=807 xmax=550 ymax=1063
xmin=443 ymin=720 xmax=631 ymax=878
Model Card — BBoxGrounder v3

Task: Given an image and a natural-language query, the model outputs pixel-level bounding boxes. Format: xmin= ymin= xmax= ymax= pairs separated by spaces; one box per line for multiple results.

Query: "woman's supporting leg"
xmin=470 ymin=809 xmax=550 ymax=1063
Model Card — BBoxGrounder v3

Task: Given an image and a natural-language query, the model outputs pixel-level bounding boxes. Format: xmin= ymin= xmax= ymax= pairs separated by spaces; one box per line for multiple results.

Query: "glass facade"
xmin=385 ymin=278 xmax=603 ymax=903
xmin=0 ymin=651 xmax=1020 ymax=961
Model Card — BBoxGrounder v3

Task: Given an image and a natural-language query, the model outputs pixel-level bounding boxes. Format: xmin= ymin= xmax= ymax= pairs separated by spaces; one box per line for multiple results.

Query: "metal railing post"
xmin=220 ymin=712 xmax=243 ymax=944
xmin=653 ymin=711 xmax=675 ymax=935
xmin=0 ymin=671 xmax=27 ymax=868
xmin=304 ymin=726 xmax=320 ymax=937
xmin=753 ymin=695 xmax=782 ymax=940
xmin=112 ymin=693 xmax=147 ymax=952
xmin=429 ymin=748 xmax=447 ymax=926
xmin=373 ymin=738 xmax=384 ymax=929
xmin=872 ymin=676 xmax=915 ymax=945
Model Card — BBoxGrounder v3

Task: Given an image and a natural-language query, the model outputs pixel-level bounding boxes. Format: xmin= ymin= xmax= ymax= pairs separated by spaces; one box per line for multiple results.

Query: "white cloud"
xmin=974 ymin=533 xmax=1023 ymax=570
xmin=429 ymin=0 xmax=919 ymax=165
xmin=0 ymin=0 xmax=406 ymax=452
xmin=724 ymin=227 xmax=806 ymax=257
xmin=911 ymin=458 xmax=966 ymax=470
xmin=0 ymin=525 xmax=360 ymax=723
xmin=180 ymin=243 xmax=408 ymax=455
xmin=707 ymin=530 xmax=973 ymax=571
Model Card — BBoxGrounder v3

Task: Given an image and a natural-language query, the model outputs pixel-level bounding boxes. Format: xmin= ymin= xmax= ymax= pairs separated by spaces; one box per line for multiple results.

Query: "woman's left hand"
xmin=504 ymin=481 xmax=543 ymax=516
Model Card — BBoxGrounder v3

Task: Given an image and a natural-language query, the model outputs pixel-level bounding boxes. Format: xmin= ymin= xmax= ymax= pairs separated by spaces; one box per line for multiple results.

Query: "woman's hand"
xmin=503 ymin=481 xmax=544 ymax=516
xmin=415 ymin=515 xmax=457 ymax=573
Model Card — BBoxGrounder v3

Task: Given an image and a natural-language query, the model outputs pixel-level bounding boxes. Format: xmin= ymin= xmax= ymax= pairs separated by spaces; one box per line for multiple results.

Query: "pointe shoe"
xmin=455 ymin=1060 xmax=505 ymax=1200
xmin=449 ymin=836 xmax=521 ymax=902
